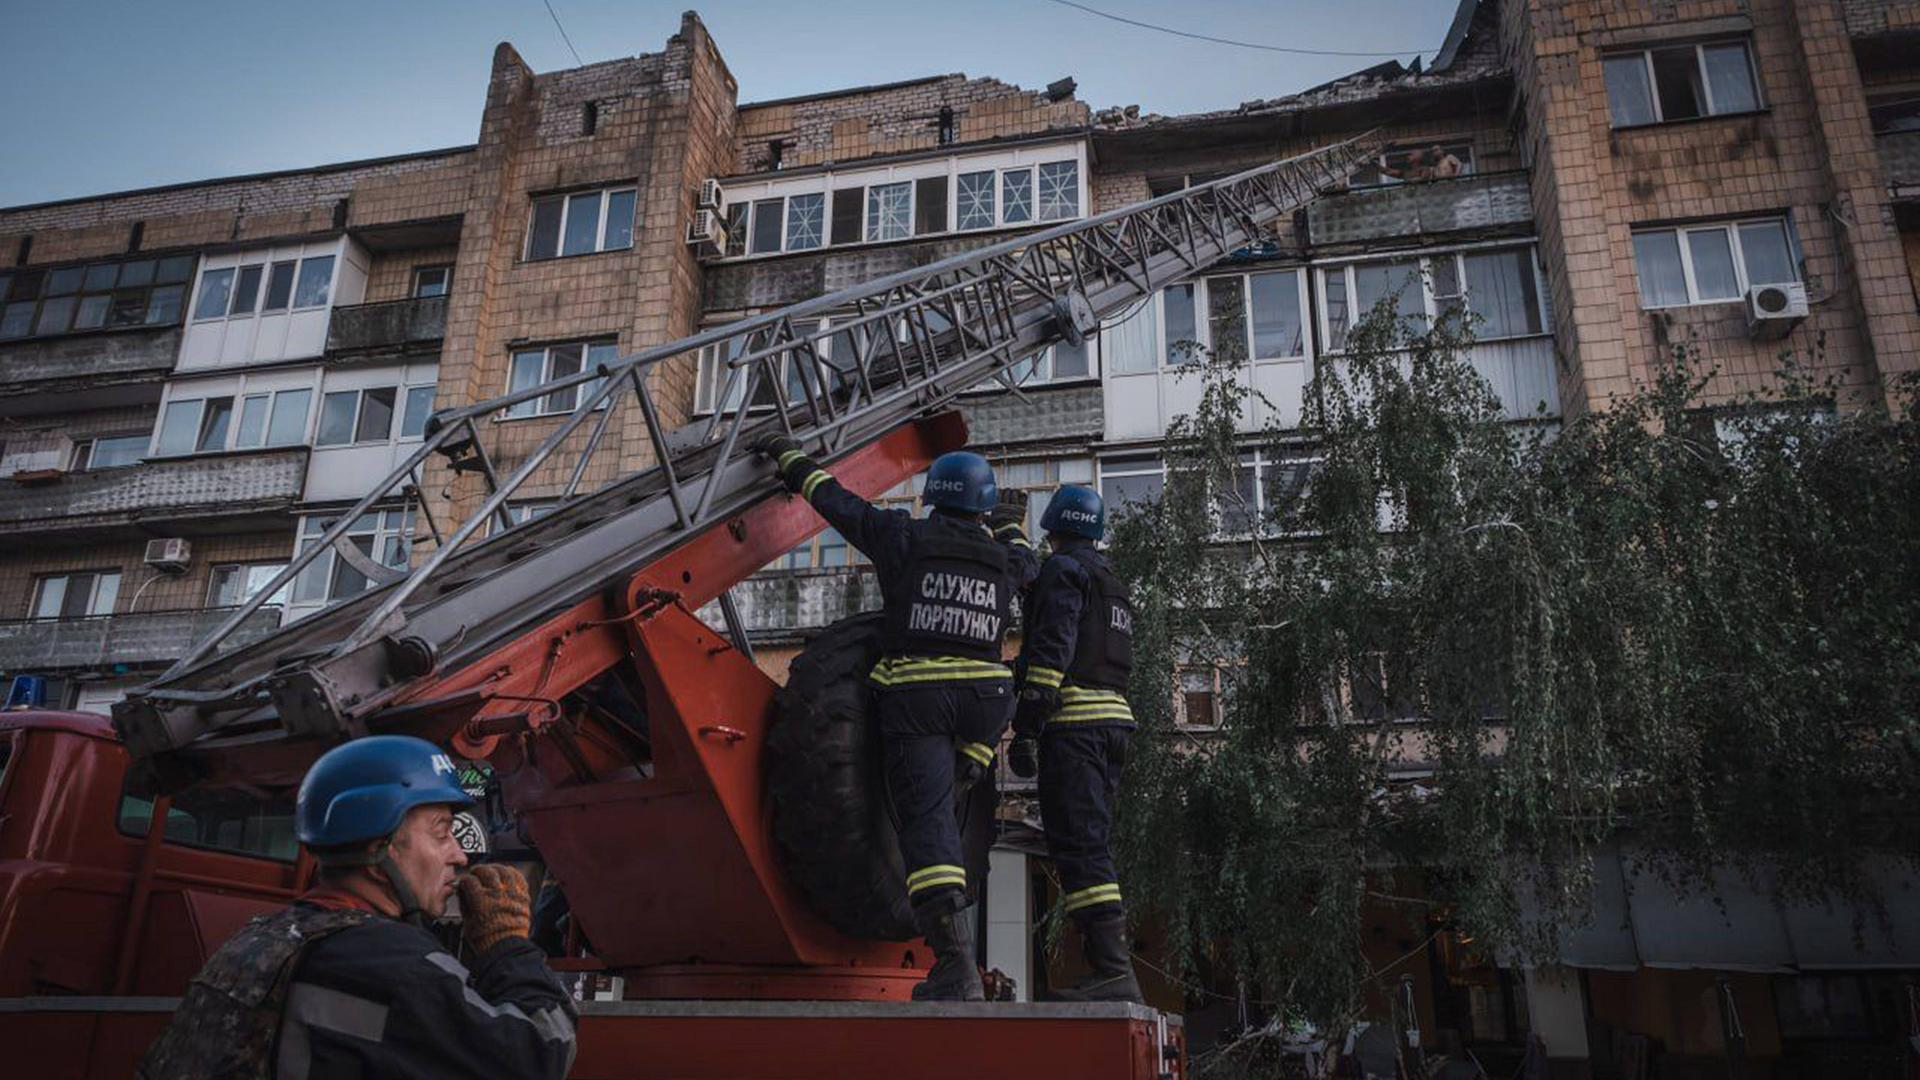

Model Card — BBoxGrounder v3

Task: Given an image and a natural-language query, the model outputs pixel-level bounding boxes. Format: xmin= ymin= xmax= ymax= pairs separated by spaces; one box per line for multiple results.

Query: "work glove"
xmin=755 ymin=434 xmax=823 ymax=497
xmin=1013 ymin=684 xmax=1059 ymax=740
xmin=985 ymin=490 xmax=1029 ymax=540
xmin=457 ymin=863 xmax=533 ymax=956
xmin=1007 ymin=736 xmax=1039 ymax=779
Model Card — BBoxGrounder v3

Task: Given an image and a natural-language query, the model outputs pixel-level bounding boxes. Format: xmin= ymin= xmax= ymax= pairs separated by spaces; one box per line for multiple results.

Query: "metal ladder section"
xmin=114 ymin=133 xmax=1380 ymax=763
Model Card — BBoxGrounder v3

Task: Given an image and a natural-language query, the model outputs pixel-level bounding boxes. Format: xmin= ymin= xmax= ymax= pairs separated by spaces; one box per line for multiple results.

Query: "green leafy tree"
xmin=1103 ymin=296 xmax=1920 ymax=1061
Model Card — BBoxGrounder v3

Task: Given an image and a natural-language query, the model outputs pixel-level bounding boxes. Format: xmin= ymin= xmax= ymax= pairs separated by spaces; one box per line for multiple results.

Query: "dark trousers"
xmin=1039 ymin=725 xmax=1131 ymax=918
xmin=877 ymin=680 xmax=1013 ymax=907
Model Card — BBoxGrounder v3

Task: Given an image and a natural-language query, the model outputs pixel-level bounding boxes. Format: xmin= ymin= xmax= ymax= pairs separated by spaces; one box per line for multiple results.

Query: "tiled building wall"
xmin=0 ymin=532 xmax=294 ymax=619
xmin=1506 ymin=0 xmax=1914 ymax=413
xmin=733 ymin=74 xmax=1088 ymax=174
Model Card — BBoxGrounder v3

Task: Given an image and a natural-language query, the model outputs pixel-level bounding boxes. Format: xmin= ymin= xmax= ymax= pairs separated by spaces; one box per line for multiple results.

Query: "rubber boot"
xmin=1055 ymin=911 xmax=1143 ymax=1003
xmin=910 ymin=898 xmax=985 ymax=1002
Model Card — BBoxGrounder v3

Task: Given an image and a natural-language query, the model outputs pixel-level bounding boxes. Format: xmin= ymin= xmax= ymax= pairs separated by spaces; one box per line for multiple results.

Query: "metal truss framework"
xmin=115 ymin=132 xmax=1379 ymax=764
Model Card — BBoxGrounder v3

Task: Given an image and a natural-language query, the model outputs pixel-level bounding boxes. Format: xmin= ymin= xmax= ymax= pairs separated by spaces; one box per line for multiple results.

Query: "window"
xmin=525 ymin=185 xmax=637 ymax=260
xmin=914 ymin=176 xmax=949 ymax=236
xmin=401 ymin=385 xmax=436 ymax=438
xmin=294 ymin=509 xmax=414 ymax=604
xmin=1179 ymin=666 xmax=1225 ymax=729
xmin=71 ymin=434 xmax=148 ymax=470
xmin=1321 ymin=247 xmax=1544 ymax=349
xmin=1631 ymin=218 xmax=1798 ymax=308
xmin=292 ymin=256 xmax=334 ymax=308
xmin=230 ymin=264 xmax=263 ymax=315
xmin=988 ymin=337 xmax=1099 ymax=390
xmin=866 ymin=182 xmax=912 ymax=242
xmin=1164 ymin=283 xmax=1199 ymax=365
xmin=208 ymin=562 xmax=290 ymax=608
xmin=1036 ymin=161 xmax=1080 ymax=221
xmin=155 ymin=396 xmax=236 ymax=455
xmin=193 ymin=269 xmax=236 ymax=320
xmin=412 ymin=265 xmax=451 ymax=298
xmin=1604 ymin=40 xmax=1761 ymax=127
xmin=505 ymin=341 xmax=618 ymax=418
xmin=262 ymin=261 xmax=297 ymax=311
xmin=1140 ymin=272 xmax=1307 ymax=368
xmin=785 ymin=192 xmax=825 ymax=251
xmin=1099 ymin=455 xmax=1165 ymax=522
xmin=194 ymin=253 xmax=332 ymax=322
xmin=315 ymin=387 xmax=399 ymax=446
xmin=0 ymin=254 xmax=192 ymax=340
xmin=31 ymin=570 xmax=121 ymax=619
xmin=956 ymin=170 xmax=996 ymax=231
xmin=118 ymin=782 xmax=298 ymax=862
xmin=775 ymin=525 xmax=852 ymax=570
xmin=830 ymin=187 xmax=864 ymax=246
xmin=1349 ymin=142 xmax=1475 ymax=187
xmin=1002 ymin=169 xmax=1034 ymax=224
xmin=749 ymin=198 xmax=784 ymax=255
xmin=232 ymin=388 xmax=313 ymax=449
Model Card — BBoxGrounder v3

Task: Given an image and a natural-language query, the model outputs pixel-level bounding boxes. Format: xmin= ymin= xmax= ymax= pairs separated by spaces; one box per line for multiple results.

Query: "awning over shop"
xmin=1531 ymin=852 xmax=1920 ymax=972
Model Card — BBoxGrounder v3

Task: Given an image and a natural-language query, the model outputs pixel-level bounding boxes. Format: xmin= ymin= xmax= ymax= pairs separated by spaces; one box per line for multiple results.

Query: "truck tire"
xmin=767 ymin=613 xmax=916 ymax=939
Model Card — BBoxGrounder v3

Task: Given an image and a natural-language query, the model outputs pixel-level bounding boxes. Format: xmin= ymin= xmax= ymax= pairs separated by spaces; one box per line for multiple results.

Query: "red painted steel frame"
xmin=385 ymin=413 xmax=967 ymax=994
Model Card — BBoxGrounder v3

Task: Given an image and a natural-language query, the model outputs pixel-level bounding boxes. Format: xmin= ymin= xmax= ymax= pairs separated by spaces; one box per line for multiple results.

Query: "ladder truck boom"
xmin=115 ymin=132 xmax=1377 ymax=777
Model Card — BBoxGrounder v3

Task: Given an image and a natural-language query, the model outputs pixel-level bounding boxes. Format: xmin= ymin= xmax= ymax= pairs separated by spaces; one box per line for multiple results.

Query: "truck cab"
xmin=0 ymin=710 xmax=297 ymax=997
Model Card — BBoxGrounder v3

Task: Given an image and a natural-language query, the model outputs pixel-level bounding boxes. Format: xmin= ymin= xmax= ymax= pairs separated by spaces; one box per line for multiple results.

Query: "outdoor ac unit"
xmin=686 ymin=207 xmax=726 ymax=253
xmin=1744 ymin=282 xmax=1808 ymax=341
xmin=698 ymin=177 xmax=725 ymax=210
xmin=143 ymin=538 xmax=192 ymax=574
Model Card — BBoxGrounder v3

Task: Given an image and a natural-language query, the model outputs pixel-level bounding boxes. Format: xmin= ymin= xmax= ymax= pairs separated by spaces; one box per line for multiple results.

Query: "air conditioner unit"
xmin=143 ymin=538 xmax=192 ymax=574
xmin=1744 ymin=282 xmax=1808 ymax=341
xmin=698 ymin=177 xmax=725 ymax=210
xmin=686 ymin=208 xmax=727 ymax=253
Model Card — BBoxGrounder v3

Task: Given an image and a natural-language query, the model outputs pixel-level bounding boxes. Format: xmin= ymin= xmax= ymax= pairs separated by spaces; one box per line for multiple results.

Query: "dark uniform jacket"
xmin=141 ymin=894 xmax=577 ymax=1080
xmin=803 ymin=471 xmax=1039 ymax=690
xmin=1016 ymin=543 xmax=1137 ymax=734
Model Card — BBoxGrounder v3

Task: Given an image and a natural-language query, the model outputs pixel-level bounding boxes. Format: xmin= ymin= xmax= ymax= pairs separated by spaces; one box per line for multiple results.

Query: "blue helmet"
xmin=1041 ymin=484 xmax=1106 ymax=541
xmin=296 ymin=735 xmax=473 ymax=851
xmin=923 ymin=451 xmax=998 ymax=514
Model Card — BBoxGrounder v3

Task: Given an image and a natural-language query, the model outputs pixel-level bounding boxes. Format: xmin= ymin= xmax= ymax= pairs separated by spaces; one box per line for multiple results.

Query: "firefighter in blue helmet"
xmin=1008 ymin=484 xmax=1143 ymax=1002
xmin=759 ymin=435 xmax=1038 ymax=1001
xmin=139 ymin=736 xmax=576 ymax=1080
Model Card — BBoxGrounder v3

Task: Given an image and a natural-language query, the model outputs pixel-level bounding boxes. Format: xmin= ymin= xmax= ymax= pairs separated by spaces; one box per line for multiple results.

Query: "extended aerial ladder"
xmin=107 ymin=134 xmax=1379 ymax=1005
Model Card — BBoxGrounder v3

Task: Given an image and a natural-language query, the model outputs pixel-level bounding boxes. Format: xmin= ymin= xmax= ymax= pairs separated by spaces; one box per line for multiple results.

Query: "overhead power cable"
xmin=540 ymin=0 xmax=586 ymax=66
xmin=1041 ymin=0 xmax=1422 ymax=58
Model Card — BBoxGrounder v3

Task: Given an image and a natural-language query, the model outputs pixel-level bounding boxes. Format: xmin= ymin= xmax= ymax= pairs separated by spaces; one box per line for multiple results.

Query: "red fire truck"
xmin=0 ymin=135 xmax=1375 ymax=1079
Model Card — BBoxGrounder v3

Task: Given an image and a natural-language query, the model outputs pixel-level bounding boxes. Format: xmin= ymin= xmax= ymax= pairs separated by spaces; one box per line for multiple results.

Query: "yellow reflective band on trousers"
xmin=906 ymin=864 xmax=967 ymax=895
xmin=958 ymin=741 xmax=994 ymax=768
xmin=1051 ymin=686 xmax=1134 ymax=724
xmin=775 ymin=449 xmax=807 ymax=470
xmin=799 ymin=469 xmax=833 ymax=500
xmin=1062 ymin=883 xmax=1123 ymax=913
xmin=1024 ymin=665 xmax=1065 ymax=690
xmin=868 ymin=656 xmax=1013 ymax=687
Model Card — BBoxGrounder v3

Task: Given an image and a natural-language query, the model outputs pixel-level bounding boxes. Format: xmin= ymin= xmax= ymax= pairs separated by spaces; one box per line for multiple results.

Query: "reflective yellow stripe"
xmin=906 ymin=864 xmax=967 ymax=894
xmin=1060 ymin=687 xmax=1127 ymax=705
xmin=1062 ymin=883 xmax=1124 ymax=913
xmin=1051 ymin=685 xmax=1134 ymax=724
xmin=868 ymin=656 xmax=1013 ymax=686
xmin=1025 ymin=666 xmax=1065 ymax=690
xmin=958 ymin=742 xmax=994 ymax=768
xmin=799 ymin=470 xmax=832 ymax=500
xmin=775 ymin=449 xmax=806 ymax=469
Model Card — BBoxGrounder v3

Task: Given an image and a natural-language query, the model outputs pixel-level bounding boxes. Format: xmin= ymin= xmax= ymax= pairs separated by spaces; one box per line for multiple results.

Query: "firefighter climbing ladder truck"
xmin=4 ymin=133 xmax=1379 ymax=1080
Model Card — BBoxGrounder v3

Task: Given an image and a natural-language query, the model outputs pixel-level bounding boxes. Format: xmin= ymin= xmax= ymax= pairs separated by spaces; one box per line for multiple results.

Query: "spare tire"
xmin=766 ymin=612 xmax=997 ymax=940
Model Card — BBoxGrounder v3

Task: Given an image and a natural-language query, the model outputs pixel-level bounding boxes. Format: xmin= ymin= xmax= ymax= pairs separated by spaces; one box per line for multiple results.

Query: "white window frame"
xmin=314 ymin=386 xmax=401 ymax=448
xmin=502 ymin=340 xmax=618 ymax=419
xmin=524 ymin=185 xmax=638 ymax=261
xmin=1630 ymin=217 xmax=1801 ymax=309
xmin=30 ymin=570 xmax=121 ymax=620
xmin=294 ymin=509 xmax=414 ymax=605
xmin=1121 ymin=269 xmax=1314 ymax=374
xmin=412 ymin=265 xmax=452 ymax=298
xmin=207 ymin=561 xmax=291 ymax=608
xmin=714 ymin=142 xmax=1089 ymax=261
xmin=1315 ymin=242 xmax=1550 ymax=353
xmin=191 ymin=253 xmax=337 ymax=323
xmin=1604 ymin=38 xmax=1764 ymax=128
xmin=1096 ymin=453 xmax=1168 ymax=524
xmin=70 ymin=433 xmax=149 ymax=471
xmin=693 ymin=316 xmax=866 ymax=416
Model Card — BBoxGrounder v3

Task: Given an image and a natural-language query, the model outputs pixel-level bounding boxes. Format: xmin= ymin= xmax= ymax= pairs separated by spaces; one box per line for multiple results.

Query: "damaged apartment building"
xmin=2 ymin=1 xmax=1918 ymax=1074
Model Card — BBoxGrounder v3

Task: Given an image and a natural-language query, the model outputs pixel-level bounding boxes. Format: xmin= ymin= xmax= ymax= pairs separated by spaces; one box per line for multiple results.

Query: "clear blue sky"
xmin=0 ymin=1 xmax=1458 ymax=208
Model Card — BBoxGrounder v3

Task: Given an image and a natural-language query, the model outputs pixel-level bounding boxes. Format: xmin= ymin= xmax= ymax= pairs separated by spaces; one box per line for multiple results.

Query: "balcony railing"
xmin=0 ymin=448 xmax=308 ymax=541
xmin=325 ymin=295 xmax=447 ymax=356
xmin=1308 ymin=170 xmax=1534 ymax=247
xmin=0 ymin=605 xmax=284 ymax=673
xmin=699 ymin=568 xmax=884 ymax=639
xmin=0 ymin=325 xmax=180 ymax=407
xmin=1881 ymin=130 xmax=1920 ymax=194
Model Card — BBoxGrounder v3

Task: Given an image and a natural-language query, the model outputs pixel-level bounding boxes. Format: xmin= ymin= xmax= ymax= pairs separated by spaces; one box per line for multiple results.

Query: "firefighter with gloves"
xmin=759 ymin=434 xmax=1037 ymax=1001
xmin=140 ymin=735 xmax=576 ymax=1080
xmin=1009 ymin=484 xmax=1143 ymax=1002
